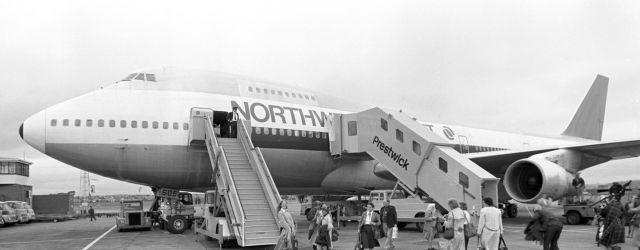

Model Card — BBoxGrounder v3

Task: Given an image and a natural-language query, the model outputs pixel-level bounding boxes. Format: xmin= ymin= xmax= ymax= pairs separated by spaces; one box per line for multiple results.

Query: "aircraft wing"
xmin=467 ymin=139 xmax=640 ymax=175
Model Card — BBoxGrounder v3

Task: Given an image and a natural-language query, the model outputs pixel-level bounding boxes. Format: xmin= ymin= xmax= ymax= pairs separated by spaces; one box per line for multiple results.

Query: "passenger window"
xmin=98 ymin=120 xmax=104 ymax=127
xmin=322 ymin=133 xmax=327 ymax=139
xmin=163 ymin=122 xmax=169 ymax=129
xmin=145 ymin=74 xmax=156 ymax=82
xmin=348 ymin=121 xmax=357 ymax=136
xmin=298 ymin=93 xmax=303 ymax=98
xmin=248 ymin=86 xmax=253 ymax=92
xmin=279 ymin=129 xmax=285 ymax=136
xmin=51 ymin=119 xmax=57 ymax=127
xmin=152 ymin=121 xmax=158 ymax=129
xmin=413 ymin=141 xmax=421 ymax=155
xmin=256 ymin=88 xmax=261 ymax=93
xmin=109 ymin=120 xmax=115 ymax=127
xmin=459 ymin=172 xmax=469 ymax=189
xmin=135 ymin=73 xmax=145 ymax=80
xmin=315 ymin=132 xmax=321 ymax=138
xmin=439 ymin=158 xmax=448 ymax=173
xmin=311 ymin=96 xmax=316 ymax=100
xmin=285 ymin=92 xmax=290 ymax=97
xmin=131 ymin=121 xmax=137 ymax=128
xmin=380 ymin=118 xmax=388 ymax=131
xmin=286 ymin=129 xmax=292 ymax=136
xmin=75 ymin=119 xmax=81 ymax=127
xmin=294 ymin=130 xmax=300 ymax=137
xmin=120 ymin=120 xmax=126 ymax=128
xmin=396 ymin=129 xmax=404 ymax=143
xmin=172 ymin=122 xmax=178 ymax=130
xmin=263 ymin=88 xmax=268 ymax=94
xmin=183 ymin=123 xmax=189 ymax=130
xmin=142 ymin=121 xmax=148 ymax=128
xmin=278 ymin=91 xmax=283 ymax=96
xmin=301 ymin=130 xmax=306 ymax=137
xmin=86 ymin=119 xmax=93 ymax=127
xmin=271 ymin=90 xmax=276 ymax=94
xmin=264 ymin=128 xmax=270 ymax=135
xmin=304 ymin=95 xmax=310 ymax=100
xmin=255 ymin=127 xmax=262 ymax=135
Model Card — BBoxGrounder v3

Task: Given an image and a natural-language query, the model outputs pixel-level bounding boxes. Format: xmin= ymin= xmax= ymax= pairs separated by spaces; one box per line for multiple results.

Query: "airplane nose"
xmin=21 ymin=110 xmax=46 ymax=153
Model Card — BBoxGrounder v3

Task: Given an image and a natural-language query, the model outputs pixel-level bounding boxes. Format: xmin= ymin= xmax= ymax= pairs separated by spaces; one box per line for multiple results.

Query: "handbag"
xmin=391 ymin=225 xmax=398 ymax=239
xmin=499 ymin=234 xmax=508 ymax=250
xmin=464 ymin=213 xmax=477 ymax=238
xmin=331 ymin=229 xmax=339 ymax=242
xmin=443 ymin=214 xmax=455 ymax=240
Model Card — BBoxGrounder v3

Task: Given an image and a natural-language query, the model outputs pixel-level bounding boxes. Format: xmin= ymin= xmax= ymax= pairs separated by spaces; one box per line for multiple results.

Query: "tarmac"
xmin=0 ymin=205 xmax=638 ymax=250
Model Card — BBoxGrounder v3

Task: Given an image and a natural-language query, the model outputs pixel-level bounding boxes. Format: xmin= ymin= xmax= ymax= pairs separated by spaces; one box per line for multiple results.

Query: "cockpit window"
xmin=145 ymin=74 xmax=156 ymax=82
xmin=122 ymin=73 xmax=137 ymax=81
xmin=120 ymin=73 xmax=157 ymax=82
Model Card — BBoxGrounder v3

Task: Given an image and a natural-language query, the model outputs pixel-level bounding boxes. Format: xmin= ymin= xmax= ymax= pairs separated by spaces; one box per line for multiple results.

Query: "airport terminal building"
xmin=0 ymin=157 xmax=32 ymax=204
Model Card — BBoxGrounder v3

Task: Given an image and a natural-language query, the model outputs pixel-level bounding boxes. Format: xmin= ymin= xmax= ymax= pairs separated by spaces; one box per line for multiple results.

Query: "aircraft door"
xmin=458 ymin=135 xmax=470 ymax=154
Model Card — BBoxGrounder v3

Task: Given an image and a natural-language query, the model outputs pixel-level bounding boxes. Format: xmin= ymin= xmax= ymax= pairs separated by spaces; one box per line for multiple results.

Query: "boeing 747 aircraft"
xmin=19 ymin=68 xmax=640 ymax=213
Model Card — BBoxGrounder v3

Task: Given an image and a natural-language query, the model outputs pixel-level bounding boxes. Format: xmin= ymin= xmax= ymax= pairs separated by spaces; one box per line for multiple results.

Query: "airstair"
xmin=329 ymin=107 xmax=499 ymax=212
xmin=189 ymin=108 xmax=281 ymax=247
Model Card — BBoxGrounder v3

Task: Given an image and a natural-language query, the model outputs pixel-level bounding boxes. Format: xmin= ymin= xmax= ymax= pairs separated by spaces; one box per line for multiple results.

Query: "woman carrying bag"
xmin=358 ymin=203 xmax=381 ymax=250
xmin=444 ymin=198 xmax=466 ymax=250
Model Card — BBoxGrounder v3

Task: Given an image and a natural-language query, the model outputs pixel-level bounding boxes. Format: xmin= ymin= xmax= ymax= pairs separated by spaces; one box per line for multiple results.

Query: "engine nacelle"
xmin=504 ymin=157 xmax=577 ymax=203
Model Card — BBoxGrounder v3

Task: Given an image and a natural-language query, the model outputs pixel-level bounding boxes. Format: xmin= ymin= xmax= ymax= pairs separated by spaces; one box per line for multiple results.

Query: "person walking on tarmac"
xmin=89 ymin=206 xmax=96 ymax=221
xmin=380 ymin=200 xmax=397 ymax=249
xmin=226 ymin=106 xmax=239 ymax=138
xmin=573 ymin=172 xmax=586 ymax=203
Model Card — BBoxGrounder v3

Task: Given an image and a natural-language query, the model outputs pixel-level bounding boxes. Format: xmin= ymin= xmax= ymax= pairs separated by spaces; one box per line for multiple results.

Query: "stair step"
xmin=245 ymin=224 xmax=279 ymax=233
xmin=243 ymin=235 xmax=280 ymax=246
xmin=245 ymin=230 xmax=280 ymax=237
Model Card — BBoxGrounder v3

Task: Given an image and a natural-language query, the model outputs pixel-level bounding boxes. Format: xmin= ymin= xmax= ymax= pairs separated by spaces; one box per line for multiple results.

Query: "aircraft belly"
xmin=44 ymin=143 xmax=394 ymax=194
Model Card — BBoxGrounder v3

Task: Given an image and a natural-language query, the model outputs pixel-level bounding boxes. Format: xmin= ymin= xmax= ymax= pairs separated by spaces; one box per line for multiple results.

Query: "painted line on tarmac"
xmin=0 ymin=236 xmax=130 ymax=245
xmin=82 ymin=225 xmax=117 ymax=250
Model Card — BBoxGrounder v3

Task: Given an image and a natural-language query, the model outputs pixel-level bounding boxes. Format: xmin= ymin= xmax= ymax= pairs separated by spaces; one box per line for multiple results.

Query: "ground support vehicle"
xmin=150 ymin=188 xmax=196 ymax=234
xmin=194 ymin=190 xmax=235 ymax=247
xmin=116 ymin=200 xmax=152 ymax=232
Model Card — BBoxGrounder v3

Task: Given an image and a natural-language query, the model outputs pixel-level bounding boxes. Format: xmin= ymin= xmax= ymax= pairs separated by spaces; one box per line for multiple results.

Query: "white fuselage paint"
xmin=24 ymin=77 xmax=588 ymax=195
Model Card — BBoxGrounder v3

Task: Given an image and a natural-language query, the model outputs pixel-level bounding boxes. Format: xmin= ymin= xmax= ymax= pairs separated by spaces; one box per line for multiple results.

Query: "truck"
xmin=116 ymin=200 xmax=152 ymax=232
xmin=150 ymin=188 xmax=196 ymax=234
xmin=300 ymin=188 xmax=433 ymax=230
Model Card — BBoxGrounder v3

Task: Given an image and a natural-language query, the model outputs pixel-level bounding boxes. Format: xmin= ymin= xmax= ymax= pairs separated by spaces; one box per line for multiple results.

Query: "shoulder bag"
xmin=443 ymin=214 xmax=455 ymax=240
xmin=464 ymin=212 xmax=477 ymax=238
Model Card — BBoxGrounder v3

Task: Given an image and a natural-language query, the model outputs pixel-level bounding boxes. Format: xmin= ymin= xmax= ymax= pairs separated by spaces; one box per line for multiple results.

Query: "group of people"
xmin=594 ymin=182 xmax=640 ymax=250
xmin=421 ymin=197 xmax=504 ymax=250
xmin=357 ymin=200 xmax=398 ymax=250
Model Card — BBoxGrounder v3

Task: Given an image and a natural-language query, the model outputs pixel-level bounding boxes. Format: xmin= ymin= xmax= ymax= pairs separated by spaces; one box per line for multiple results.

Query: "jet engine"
xmin=504 ymin=156 xmax=577 ymax=204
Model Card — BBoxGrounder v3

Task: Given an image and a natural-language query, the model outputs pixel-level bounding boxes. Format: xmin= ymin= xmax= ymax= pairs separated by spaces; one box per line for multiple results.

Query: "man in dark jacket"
xmin=89 ymin=206 xmax=96 ymax=221
xmin=380 ymin=200 xmax=397 ymax=249
xmin=226 ymin=107 xmax=239 ymax=138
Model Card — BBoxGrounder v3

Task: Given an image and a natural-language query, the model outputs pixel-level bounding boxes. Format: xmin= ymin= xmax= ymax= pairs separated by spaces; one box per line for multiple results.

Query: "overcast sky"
xmin=1 ymin=1 xmax=640 ymax=195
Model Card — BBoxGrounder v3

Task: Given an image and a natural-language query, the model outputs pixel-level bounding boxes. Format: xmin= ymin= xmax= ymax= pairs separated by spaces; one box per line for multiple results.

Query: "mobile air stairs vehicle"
xmin=189 ymin=108 xmax=281 ymax=247
xmin=329 ymin=107 xmax=500 ymax=214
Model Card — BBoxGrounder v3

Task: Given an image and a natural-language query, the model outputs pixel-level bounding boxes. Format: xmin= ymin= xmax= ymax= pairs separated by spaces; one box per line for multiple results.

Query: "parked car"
xmin=5 ymin=201 xmax=29 ymax=224
xmin=0 ymin=202 xmax=19 ymax=226
xmin=24 ymin=203 xmax=36 ymax=223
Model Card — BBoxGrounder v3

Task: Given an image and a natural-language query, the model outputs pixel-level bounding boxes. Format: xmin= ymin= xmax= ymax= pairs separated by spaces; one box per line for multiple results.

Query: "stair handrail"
xmin=237 ymin=120 xmax=282 ymax=219
xmin=203 ymin=118 xmax=246 ymax=245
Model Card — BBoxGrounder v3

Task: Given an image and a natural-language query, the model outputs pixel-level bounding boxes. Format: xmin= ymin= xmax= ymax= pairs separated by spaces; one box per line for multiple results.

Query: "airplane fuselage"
xmin=21 ymin=72 xmax=587 ymax=195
